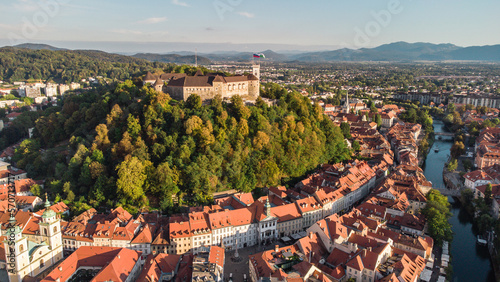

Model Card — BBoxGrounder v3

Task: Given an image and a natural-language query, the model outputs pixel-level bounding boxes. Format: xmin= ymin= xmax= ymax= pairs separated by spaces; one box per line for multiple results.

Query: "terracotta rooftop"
xmin=41 ymin=246 xmax=141 ymax=282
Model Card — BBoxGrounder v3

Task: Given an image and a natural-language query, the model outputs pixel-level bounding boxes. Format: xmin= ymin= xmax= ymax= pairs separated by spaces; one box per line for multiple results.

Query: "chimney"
xmin=362 ymin=249 xmax=367 ymax=258
xmin=309 ymin=232 xmax=313 ymax=239
xmin=275 ymin=245 xmax=279 ymax=253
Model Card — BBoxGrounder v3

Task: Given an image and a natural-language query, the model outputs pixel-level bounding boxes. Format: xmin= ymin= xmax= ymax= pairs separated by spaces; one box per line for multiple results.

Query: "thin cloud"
xmin=59 ymin=3 xmax=100 ymax=11
xmin=12 ymin=0 xmax=38 ymax=12
xmin=137 ymin=17 xmax=168 ymax=24
xmin=111 ymin=29 xmax=145 ymax=36
xmin=237 ymin=12 xmax=255 ymax=19
xmin=205 ymin=27 xmax=214 ymax=31
xmin=172 ymin=0 xmax=189 ymax=7
xmin=110 ymin=29 xmax=169 ymax=37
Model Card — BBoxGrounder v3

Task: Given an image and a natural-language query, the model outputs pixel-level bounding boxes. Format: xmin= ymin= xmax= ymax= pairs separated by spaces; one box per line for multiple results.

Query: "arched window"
xmin=53 ymin=226 xmax=57 ymax=233
xmin=40 ymin=259 xmax=45 ymax=269
xmin=43 ymin=228 xmax=47 ymax=236
xmin=19 ymin=244 xmax=24 ymax=252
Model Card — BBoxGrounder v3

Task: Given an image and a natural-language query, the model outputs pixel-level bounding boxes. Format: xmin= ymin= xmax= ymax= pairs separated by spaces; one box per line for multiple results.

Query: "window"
xmin=19 ymin=244 xmax=24 ymax=252
xmin=53 ymin=226 xmax=58 ymax=233
xmin=40 ymin=259 xmax=45 ymax=269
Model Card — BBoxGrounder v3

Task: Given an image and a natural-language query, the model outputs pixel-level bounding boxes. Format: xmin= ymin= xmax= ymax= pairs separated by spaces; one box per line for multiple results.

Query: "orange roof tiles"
xmin=94 ymin=223 xmax=117 ymax=238
xmin=50 ymin=202 xmax=69 ymax=213
xmin=346 ymin=255 xmax=364 ymax=271
xmin=131 ymin=224 xmax=155 ymax=244
xmin=42 ymin=246 xmax=141 ymax=282
xmin=169 ymin=220 xmax=192 ymax=238
xmin=208 ymin=246 xmax=224 ymax=268
xmin=271 ymin=203 xmax=302 ymax=223
xmin=296 ymin=197 xmax=323 ymax=214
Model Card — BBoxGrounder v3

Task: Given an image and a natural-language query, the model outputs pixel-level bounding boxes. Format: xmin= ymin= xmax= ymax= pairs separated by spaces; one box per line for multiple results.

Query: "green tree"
xmin=447 ymin=158 xmax=458 ymax=171
xmin=127 ymin=114 xmax=142 ymax=140
xmin=30 ymin=184 xmax=42 ymax=197
xmin=340 ymin=122 xmax=351 ymax=139
xmin=116 ymin=156 xmax=147 ymax=206
xmin=186 ymin=94 xmax=202 ymax=110
xmin=423 ymin=189 xmax=453 ymax=245
xmin=352 ymin=140 xmax=361 ymax=152
xmin=485 ymin=183 xmax=493 ymax=205
xmin=447 ymin=103 xmax=456 ymax=113
xmin=477 ymin=214 xmax=494 ymax=234
xmin=374 ymin=114 xmax=382 ymax=128
xmin=450 ymin=141 xmax=465 ymax=158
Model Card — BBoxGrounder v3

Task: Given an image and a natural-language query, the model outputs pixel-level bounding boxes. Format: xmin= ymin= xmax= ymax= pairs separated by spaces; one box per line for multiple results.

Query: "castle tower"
xmin=38 ymin=194 xmax=63 ymax=264
xmin=252 ymin=64 xmax=260 ymax=80
xmin=3 ymin=214 xmax=29 ymax=282
xmin=247 ymin=72 xmax=260 ymax=99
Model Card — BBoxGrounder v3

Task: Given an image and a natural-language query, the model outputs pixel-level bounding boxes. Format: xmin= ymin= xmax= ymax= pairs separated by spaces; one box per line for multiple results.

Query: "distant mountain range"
xmin=132 ymin=53 xmax=211 ymax=65
xmin=10 ymin=42 xmax=500 ymax=63
xmin=14 ymin=43 xmax=67 ymax=51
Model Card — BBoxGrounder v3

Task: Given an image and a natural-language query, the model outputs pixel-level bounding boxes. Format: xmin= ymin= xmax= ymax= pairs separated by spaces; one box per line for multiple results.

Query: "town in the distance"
xmin=0 ymin=43 xmax=500 ymax=282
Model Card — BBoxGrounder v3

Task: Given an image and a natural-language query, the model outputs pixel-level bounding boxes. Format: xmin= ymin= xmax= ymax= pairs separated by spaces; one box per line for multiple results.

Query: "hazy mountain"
xmin=292 ymin=42 xmax=465 ymax=62
xmin=14 ymin=43 xmax=67 ymax=51
xmin=7 ymin=41 xmax=500 ymax=63
xmin=133 ymin=53 xmax=211 ymax=65
xmin=445 ymin=45 xmax=500 ymax=61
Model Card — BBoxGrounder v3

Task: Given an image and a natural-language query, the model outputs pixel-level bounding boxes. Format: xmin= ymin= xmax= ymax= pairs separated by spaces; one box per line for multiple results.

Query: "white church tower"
xmin=3 ymin=214 xmax=29 ymax=282
xmin=38 ymin=194 xmax=63 ymax=265
xmin=343 ymin=91 xmax=351 ymax=113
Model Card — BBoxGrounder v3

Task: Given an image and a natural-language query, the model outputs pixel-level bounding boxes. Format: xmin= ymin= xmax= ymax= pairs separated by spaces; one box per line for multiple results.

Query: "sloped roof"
xmin=41 ymin=246 xmax=141 ymax=282
xmin=144 ymin=72 xmax=157 ymax=82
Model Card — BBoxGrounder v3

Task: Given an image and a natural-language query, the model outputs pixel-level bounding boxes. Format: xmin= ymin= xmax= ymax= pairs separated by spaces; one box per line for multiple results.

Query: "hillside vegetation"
xmin=0 ymin=47 xmax=171 ymax=83
xmin=14 ymin=81 xmax=350 ymax=213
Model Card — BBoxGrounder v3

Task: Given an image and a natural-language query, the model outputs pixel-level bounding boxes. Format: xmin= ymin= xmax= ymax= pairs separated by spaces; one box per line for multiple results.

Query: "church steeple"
xmin=344 ymin=92 xmax=350 ymax=113
xmin=265 ymin=197 xmax=271 ymax=217
xmin=38 ymin=192 xmax=63 ymax=264
xmin=3 ymin=211 xmax=28 ymax=282
xmin=42 ymin=193 xmax=56 ymax=220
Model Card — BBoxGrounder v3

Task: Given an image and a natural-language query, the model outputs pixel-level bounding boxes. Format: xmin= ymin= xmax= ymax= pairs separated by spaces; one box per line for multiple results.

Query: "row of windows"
xmin=261 ymin=222 xmax=276 ymax=228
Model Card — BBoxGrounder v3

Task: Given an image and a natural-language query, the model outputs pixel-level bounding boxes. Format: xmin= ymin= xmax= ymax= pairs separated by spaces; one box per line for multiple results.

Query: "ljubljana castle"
xmin=143 ymin=65 xmax=261 ymax=102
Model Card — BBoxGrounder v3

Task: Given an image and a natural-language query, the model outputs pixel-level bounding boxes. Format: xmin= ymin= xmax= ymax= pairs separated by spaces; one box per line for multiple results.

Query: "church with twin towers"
xmin=143 ymin=65 xmax=261 ymax=102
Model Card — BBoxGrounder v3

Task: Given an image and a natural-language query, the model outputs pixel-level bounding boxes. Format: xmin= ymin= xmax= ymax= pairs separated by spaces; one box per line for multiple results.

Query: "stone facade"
xmin=166 ymin=74 xmax=259 ymax=101
xmin=144 ymin=65 xmax=260 ymax=102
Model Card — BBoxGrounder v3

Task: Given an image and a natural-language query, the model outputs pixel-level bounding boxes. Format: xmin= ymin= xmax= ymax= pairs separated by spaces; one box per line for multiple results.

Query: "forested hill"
xmin=13 ymin=82 xmax=350 ymax=214
xmin=0 ymin=47 xmax=172 ymax=84
xmin=133 ymin=53 xmax=212 ymax=65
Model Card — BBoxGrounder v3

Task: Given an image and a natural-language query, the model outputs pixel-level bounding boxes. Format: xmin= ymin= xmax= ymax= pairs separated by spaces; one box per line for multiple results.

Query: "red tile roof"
xmin=271 ymin=203 xmax=302 ymax=223
xmin=42 ymin=246 xmax=141 ymax=282
xmin=208 ymin=246 xmax=224 ymax=268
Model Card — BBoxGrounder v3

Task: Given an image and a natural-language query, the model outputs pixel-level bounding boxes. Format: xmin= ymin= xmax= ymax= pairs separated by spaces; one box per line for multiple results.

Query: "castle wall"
xmin=220 ymin=82 xmax=250 ymax=99
xmin=165 ymin=86 xmax=185 ymax=101
xmin=182 ymin=86 xmax=217 ymax=101
xmin=248 ymin=81 xmax=260 ymax=99
xmin=166 ymin=80 xmax=259 ymax=102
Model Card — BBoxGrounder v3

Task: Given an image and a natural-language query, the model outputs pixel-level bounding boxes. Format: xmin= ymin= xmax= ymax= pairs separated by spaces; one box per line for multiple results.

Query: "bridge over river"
xmin=432 ymin=187 xmax=462 ymax=197
xmin=434 ymin=132 xmax=454 ymax=137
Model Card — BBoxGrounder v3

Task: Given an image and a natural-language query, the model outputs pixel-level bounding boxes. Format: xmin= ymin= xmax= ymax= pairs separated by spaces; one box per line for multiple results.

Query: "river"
xmin=423 ymin=120 xmax=495 ymax=281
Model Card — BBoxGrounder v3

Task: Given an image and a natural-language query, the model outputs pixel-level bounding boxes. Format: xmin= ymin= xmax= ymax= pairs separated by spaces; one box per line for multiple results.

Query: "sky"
xmin=0 ymin=0 xmax=498 ymax=53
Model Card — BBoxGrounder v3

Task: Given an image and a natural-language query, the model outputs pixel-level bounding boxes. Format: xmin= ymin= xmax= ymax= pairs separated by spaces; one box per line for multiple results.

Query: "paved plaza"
xmin=223 ymin=240 xmax=288 ymax=281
